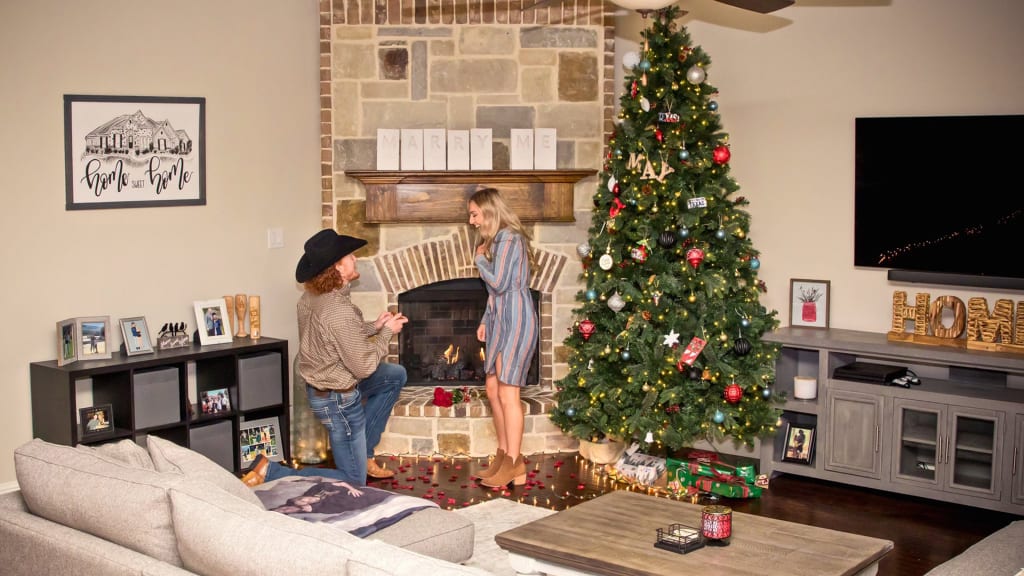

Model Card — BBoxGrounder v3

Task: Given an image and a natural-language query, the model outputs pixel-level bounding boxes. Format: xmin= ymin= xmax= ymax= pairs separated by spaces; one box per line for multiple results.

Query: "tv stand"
xmin=762 ymin=326 xmax=1024 ymax=514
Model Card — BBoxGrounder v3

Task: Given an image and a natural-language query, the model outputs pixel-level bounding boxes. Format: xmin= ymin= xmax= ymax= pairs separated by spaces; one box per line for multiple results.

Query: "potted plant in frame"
xmin=799 ymin=286 xmax=823 ymax=323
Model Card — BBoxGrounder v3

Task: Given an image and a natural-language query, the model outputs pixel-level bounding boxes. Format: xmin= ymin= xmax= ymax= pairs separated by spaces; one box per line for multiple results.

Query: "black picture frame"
xmin=80 ymin=404 xmax=114 ymax=436
xmin=63 ymin=94 xmax=206 ymax=210
xmin=782 ymin=423 xmax=816 ymax=465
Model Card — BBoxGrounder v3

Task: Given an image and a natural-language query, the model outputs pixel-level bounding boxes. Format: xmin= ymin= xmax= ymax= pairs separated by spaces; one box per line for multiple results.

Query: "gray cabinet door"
xmin=946 ymin=407 xmax=1002 ymax=500
xmin=891 ymin=398 xmax=943 ymax=489
xmin=825 ymin=388 xmax=884 ymax=479
xmin=1014 ymin=414 xmax=1024 ymax=506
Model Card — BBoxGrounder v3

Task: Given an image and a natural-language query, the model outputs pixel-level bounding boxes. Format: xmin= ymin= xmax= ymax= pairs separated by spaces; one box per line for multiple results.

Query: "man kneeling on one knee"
xmin=295 ymin=229 xmax=409 ymax=482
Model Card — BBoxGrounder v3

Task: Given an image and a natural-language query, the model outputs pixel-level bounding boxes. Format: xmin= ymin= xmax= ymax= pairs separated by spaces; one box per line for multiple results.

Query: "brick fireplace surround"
xmin=317 ymin=0 xmax=616 ymax=457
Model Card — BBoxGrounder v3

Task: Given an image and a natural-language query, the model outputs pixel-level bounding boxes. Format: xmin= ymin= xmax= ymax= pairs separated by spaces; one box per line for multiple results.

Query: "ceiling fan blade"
xmin=715 ymin=0 xmax=796 ymax=13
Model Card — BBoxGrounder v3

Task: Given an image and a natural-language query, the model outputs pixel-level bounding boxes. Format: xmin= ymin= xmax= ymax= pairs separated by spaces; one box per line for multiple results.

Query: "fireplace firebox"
xmin=398 ymin=278 xmax=539 ymax=386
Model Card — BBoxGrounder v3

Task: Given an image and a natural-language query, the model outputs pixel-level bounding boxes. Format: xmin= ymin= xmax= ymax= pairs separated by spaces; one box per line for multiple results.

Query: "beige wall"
xmin=615 ymin=0 xmax=1024 ymax=331
xmin=0 ymin=0 xmax=320 ymax=484
xmin=2 ymin=0 xmax=1022 ymax=486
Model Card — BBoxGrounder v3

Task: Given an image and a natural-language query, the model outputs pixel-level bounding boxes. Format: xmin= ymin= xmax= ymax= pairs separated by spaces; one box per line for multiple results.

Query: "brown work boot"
xmin=241 ymin=454 xmax=270 ymax=487
xmin=367 ymin=457 xmax=395 ymax=479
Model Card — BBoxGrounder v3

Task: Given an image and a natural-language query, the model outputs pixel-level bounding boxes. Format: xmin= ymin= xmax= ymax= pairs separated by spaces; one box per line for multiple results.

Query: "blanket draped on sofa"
xmin=254 ymin=476 xmax=439 ymax=537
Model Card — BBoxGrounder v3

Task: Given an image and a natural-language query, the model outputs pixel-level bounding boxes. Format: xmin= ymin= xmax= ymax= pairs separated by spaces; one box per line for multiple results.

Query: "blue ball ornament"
xmin=677 ymin=227 xmax=690 ymax=239
xmin=750 ymin=257 xmax=760 ymax=270
xmin=565 ymin=407 xmax=576 ymax=417
xmin=678 ymin=149 xmax=690 ymax=161
xmin=715 ymin=228 xmax=726 ymax=240
xmin=620 ymin=350 xmax=631 ymax=361
xmin=639 ymin=59 xmax=651 ymax=72
xmin=741 ymin=318 xmax=751 ymax=328
xmin=713 ymin=410 xmax=725 ymax=424
xmin=585 ymin=289 xmax=597 ymax=301
xmin=762 ymin=388 xmax=772 ymax=399
xmin=708 ymin=101 xmax=719 ymax=111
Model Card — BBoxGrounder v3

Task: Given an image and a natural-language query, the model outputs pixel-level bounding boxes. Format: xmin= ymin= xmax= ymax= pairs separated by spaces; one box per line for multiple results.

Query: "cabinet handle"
xmin=875 ymin=425 xmax=880 ymax=453
xmin=1014 ymin=446 xmax=1018 ymax=476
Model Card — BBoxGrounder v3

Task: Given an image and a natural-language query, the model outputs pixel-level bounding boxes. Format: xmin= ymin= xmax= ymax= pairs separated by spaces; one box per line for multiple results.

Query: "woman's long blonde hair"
xmin=470 ymin=188 xmax=537 ymax=273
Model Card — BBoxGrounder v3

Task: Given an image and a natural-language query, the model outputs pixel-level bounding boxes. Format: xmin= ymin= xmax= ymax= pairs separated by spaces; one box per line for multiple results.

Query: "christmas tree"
xmin=551 ymin=6 xmax=783 ymax=453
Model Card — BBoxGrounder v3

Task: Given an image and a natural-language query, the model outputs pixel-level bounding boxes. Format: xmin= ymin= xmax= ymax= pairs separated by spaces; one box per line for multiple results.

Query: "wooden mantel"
xmin=346 ymin=169 xmax=597 ymax=224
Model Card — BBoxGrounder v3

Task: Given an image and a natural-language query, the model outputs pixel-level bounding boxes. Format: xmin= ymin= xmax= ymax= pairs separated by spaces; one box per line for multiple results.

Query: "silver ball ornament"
xmin=622 ymin=51 xmax=641 ymax=70
xmin=686 ymin=65 xmax=706 ymax=85
xmin=607 ymin=292 xmax=626 ymax=312
xmin=565 ymin=407 xmax=576 ymax=417
xmin=576 ymin=242 xmax=592 ymax=258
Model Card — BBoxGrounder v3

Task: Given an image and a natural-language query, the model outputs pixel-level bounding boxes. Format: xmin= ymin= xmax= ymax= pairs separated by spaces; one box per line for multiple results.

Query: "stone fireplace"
xmin=314 ymin=0 xmax=616 ymax=456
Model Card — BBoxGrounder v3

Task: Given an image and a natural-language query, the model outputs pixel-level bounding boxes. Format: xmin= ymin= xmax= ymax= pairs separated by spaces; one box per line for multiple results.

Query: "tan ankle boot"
xmin=472 ymin=448 xmax=505 ymax=481
xmin=481 ymin=454 xmax=526 ymax=488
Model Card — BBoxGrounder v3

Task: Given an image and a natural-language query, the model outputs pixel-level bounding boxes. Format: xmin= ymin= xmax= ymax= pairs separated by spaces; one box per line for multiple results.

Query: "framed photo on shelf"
xmin=782 ymin=423 xmax=816 ymax=465
xmin=193 ymin=298 xmax=233 ymax=346
xmin=200 ymin=388 xmax=232 ymax=415
xmin=239 ymin=416 xmax=283 ymax=470
xmin=76 ymin=316 xmax=113 ymax=361
xmin=80 ymin=404 xmax=114 ymax=436
xmin=789 ymin=278 xmax=830 ymax=328
xmin=63 ymin=94 xmax=205 ymax=210
xmin=56 ymin=318 xmax=78 ymax=366
xmin=119 ymin=316 xmax=154 ymax=356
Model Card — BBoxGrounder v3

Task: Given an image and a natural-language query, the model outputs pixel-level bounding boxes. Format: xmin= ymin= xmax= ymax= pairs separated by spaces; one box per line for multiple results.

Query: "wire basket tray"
xmin=654 ymin=523 xmax=706 ymax=555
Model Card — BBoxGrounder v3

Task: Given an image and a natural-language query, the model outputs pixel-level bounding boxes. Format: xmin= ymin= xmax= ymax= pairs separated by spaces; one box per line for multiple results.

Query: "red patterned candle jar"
xmin=701 ymin=505 xmax=732 ymax=545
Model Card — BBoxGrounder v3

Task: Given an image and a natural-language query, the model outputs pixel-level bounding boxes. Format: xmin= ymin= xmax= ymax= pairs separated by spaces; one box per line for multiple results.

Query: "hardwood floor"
xmin=357 ymin=452 xmax=1022 ymax=576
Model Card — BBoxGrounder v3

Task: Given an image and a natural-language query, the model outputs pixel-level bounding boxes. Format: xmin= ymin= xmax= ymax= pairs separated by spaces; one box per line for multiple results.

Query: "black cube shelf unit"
xmin=30 ymin=337 xmax=289 ymax=475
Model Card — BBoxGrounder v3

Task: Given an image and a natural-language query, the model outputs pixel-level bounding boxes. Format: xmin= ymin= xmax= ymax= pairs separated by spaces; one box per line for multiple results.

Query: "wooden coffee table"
xmin=495 ymin=490 xmax=893 ymax=576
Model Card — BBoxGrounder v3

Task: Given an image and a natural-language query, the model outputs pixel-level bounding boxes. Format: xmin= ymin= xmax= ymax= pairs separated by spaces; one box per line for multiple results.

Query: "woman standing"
xmin=468 ymin=188 xmax=538 ymax=488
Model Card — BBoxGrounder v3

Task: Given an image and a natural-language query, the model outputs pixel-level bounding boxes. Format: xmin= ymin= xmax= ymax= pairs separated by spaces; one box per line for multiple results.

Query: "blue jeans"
xmin=306 ymin=362 xmax=406 ymax=484
xmin=264 ymin=460 xmax=352 ymax=483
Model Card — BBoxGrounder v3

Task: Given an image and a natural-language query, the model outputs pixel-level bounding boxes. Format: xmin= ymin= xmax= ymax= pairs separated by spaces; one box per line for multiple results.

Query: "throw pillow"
xmin=77 ymin=438 xmax=155 ymax=470
xmin=14 ymin=438 xmax=183 ymax=567
xmin=146 ymin=434 xmax=264 ymax=508
xmin=169 ymin=484 xmax=358 ymax=576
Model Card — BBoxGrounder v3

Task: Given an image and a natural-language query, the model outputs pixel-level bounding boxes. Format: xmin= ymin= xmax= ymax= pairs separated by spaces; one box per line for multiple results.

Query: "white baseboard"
xmin=0 ymin=481 xmax=20 ymax=494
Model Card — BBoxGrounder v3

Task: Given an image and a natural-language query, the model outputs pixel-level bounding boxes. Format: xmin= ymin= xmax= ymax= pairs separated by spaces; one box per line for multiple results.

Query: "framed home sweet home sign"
xmin=63 ymin=94 xmax=206 ymax=210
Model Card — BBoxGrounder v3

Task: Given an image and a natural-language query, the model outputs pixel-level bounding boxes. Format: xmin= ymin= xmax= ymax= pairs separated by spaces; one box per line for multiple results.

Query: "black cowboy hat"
xmin=295 ymin=229 xmax=367 ymax=283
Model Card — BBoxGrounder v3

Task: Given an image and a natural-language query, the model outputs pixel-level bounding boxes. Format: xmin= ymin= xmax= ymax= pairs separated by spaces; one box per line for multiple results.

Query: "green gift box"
xmin=667 ymin=454 xmax=757 ymax=485
xmin=673 ymin=468 xmax=763 ymax=499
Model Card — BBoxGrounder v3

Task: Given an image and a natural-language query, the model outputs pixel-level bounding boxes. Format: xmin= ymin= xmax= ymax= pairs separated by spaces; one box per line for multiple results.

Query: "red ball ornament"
xmin=655 ymin=129 xmax=664 ymax=143
xmin=686 ymin=247 xmax=705 ymax=269
xmin=613 ymin=182 xmax=621 ymax=195
xmin=578 ymin=319 xmax=596 ymax=341
xmin=713 ymin=145 xmax=731 ymax=164
xmin=724 ymin=383 xmax=743 ymax=404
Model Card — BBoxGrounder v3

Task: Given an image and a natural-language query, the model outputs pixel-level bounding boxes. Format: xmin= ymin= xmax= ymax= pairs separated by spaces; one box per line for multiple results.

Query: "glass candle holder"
xmin=701 ymin=505 xmax=732 ymax=546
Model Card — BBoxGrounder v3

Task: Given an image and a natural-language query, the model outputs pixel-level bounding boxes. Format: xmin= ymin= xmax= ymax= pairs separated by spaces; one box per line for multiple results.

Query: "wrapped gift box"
xmin=666 ymin=449 xmax=768 ymax=499
xmin=671 ymin=468 xmax=763 ymax=499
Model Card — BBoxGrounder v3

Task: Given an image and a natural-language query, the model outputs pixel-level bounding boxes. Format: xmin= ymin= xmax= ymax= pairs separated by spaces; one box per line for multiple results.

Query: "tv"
xmin=854 ymin=114 xmax=1024 ymax=291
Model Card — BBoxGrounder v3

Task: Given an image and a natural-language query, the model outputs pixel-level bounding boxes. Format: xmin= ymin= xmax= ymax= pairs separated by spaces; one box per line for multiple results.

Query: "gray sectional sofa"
xmin=0 ymin=437 xmax=491 ymax=576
